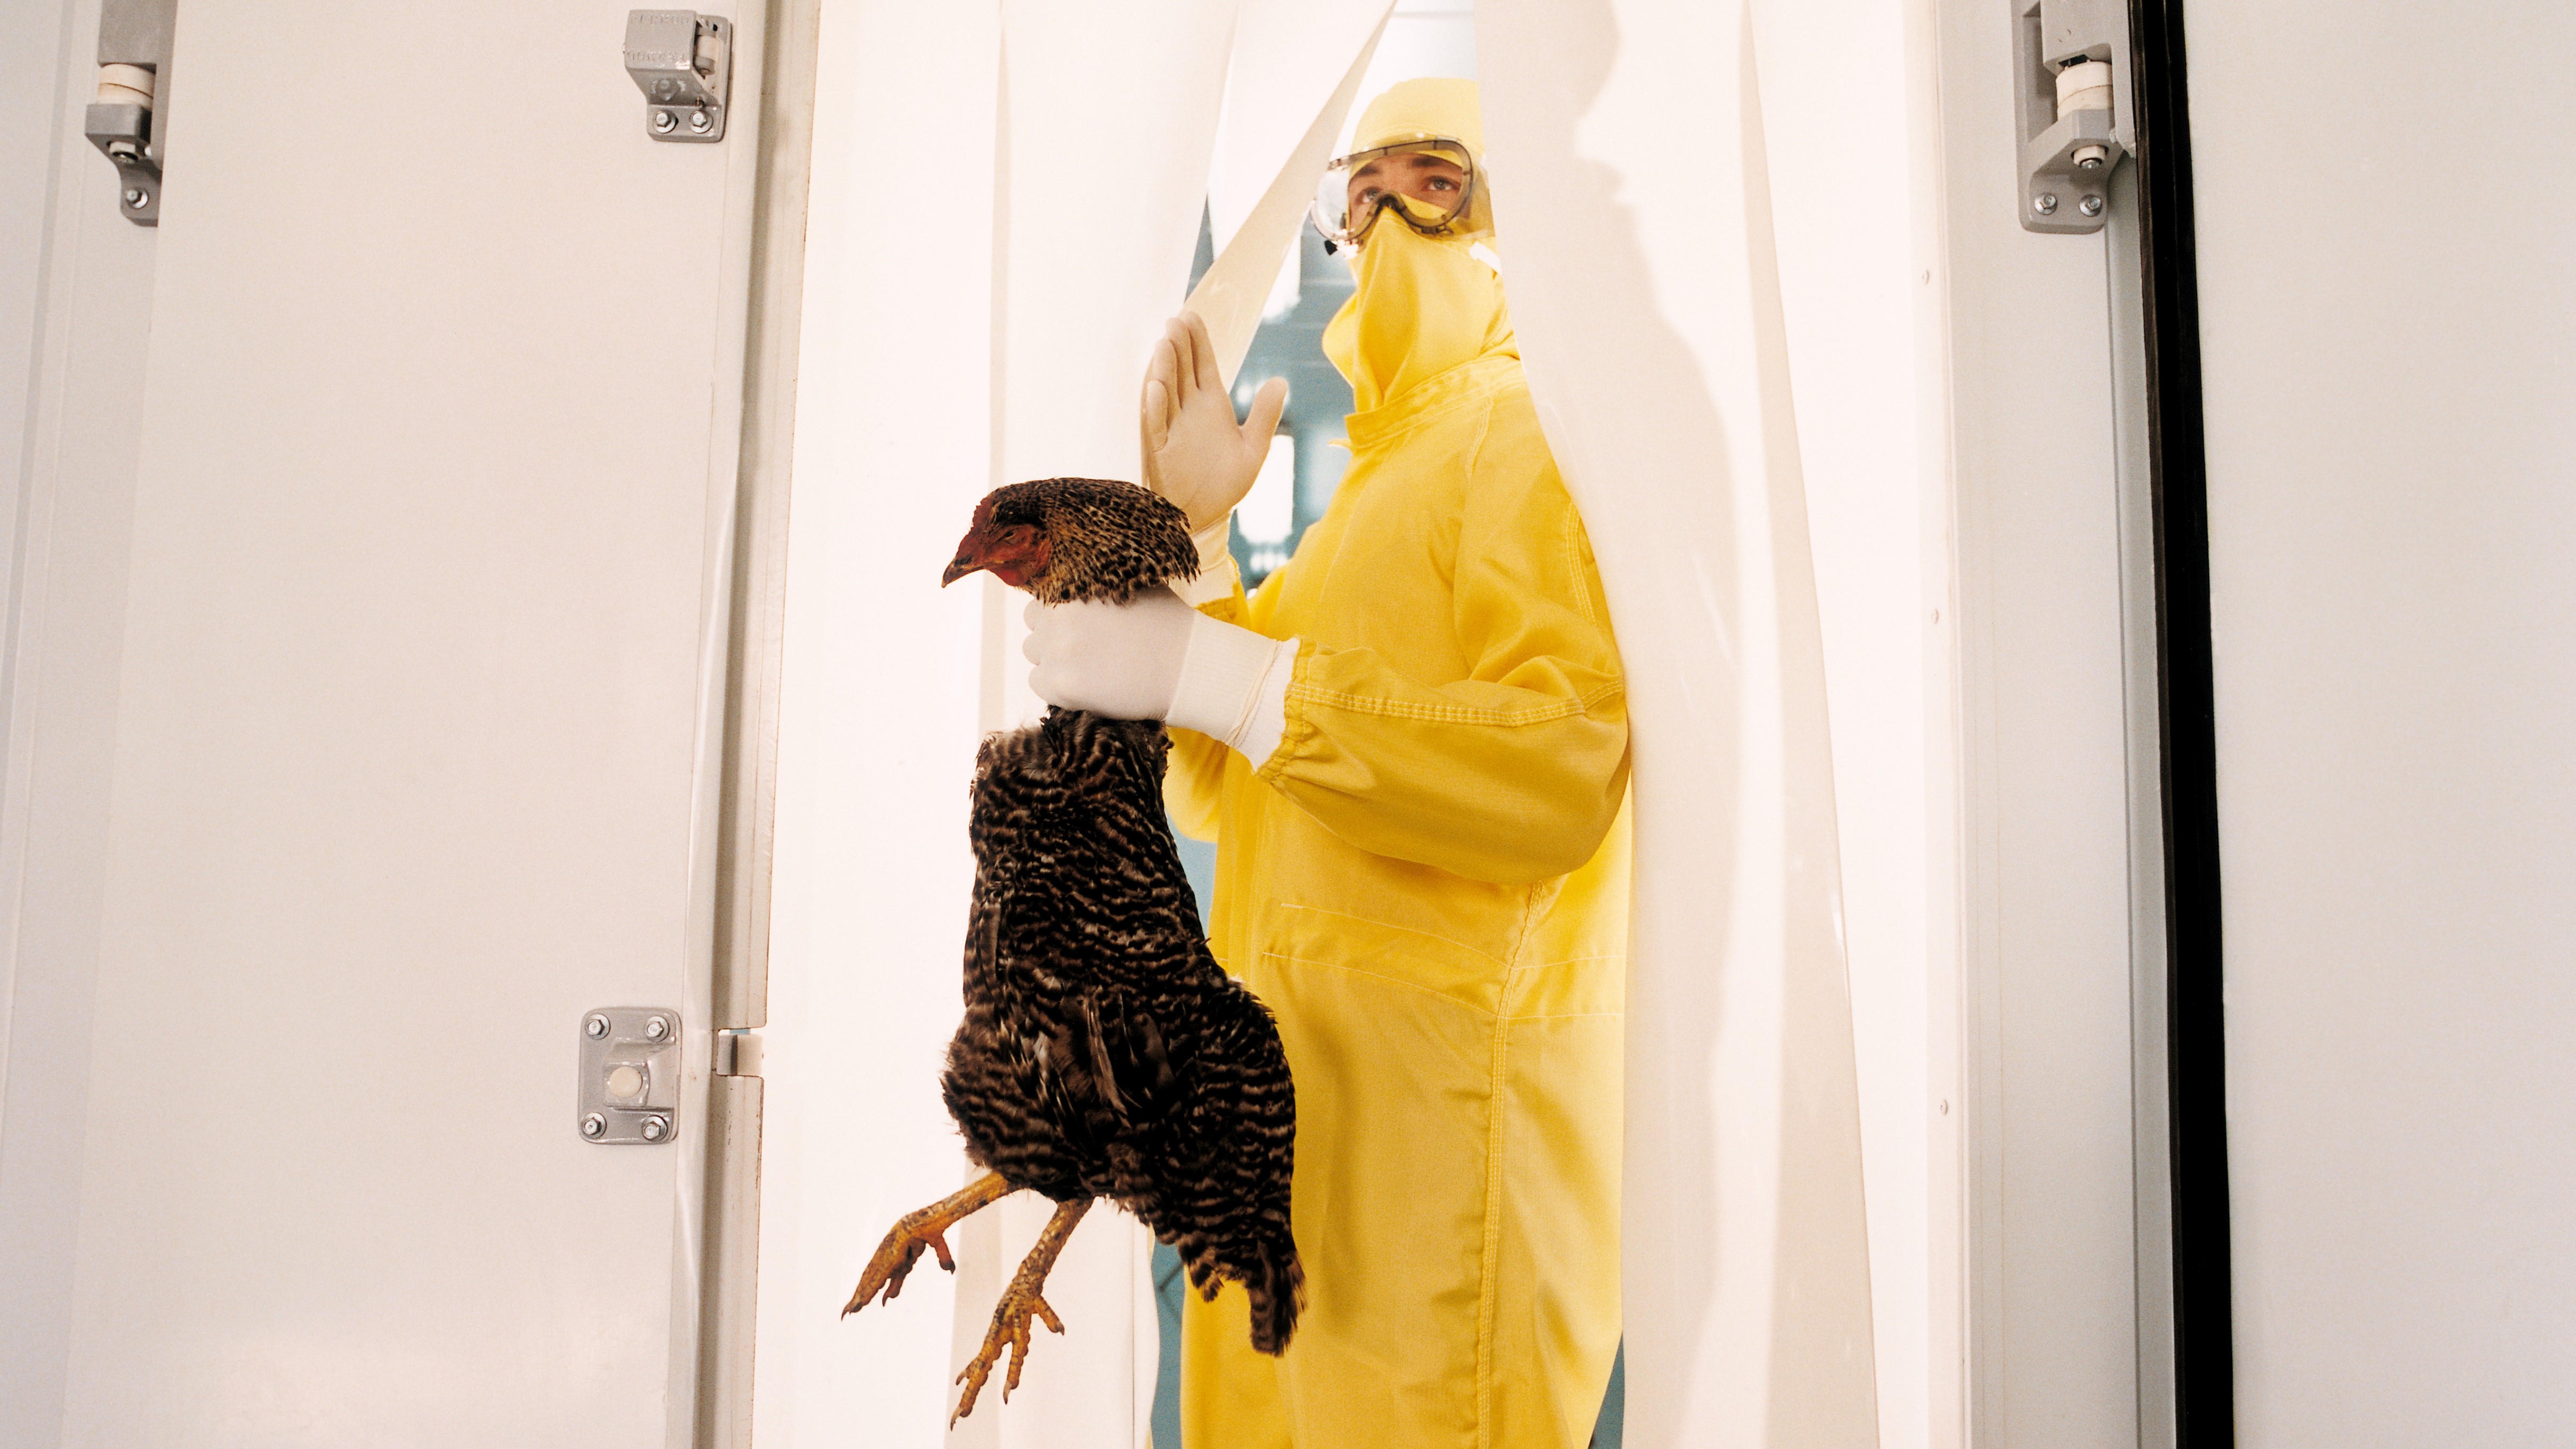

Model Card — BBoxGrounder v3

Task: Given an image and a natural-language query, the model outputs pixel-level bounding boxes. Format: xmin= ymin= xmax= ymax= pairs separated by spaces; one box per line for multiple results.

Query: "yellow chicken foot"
xmin=950 ymin=1196 xmax=1093 ymax=1426
xmin=843 ymin=1172 xmax=1013 ymax=1316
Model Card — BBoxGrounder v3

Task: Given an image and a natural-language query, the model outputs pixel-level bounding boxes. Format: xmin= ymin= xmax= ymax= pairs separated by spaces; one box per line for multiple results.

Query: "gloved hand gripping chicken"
xmin=842 ymin=477 xmax=1302 ymax=1426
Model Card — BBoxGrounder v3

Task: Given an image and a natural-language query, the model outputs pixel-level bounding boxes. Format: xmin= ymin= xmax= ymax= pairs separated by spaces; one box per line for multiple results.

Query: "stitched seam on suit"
xmin=1505 ymin=883 xmax=1546 ymax=971
xmin=1285 ymin=677 xmax=1623 ymax=727
xmin=1459 ymin=394 xmax=1499 ymax=489
xmin=1273 ymin=902 xmax=1508 ymax=967
xmin=1453 ymin=403 xmax=1499 ymax=640
xmin=1344 ymin=361 xmax=1512 ymax=453
xmin=1343 ymin=390 xmax=1479 ymax=456
xmin=1238 ymin=958 xmax=1611 ymax=1067
xmin=1256 ymin=646 xmax=1324 ymax=792
xmin=1505 ymin=951 xmax=1625 ymax=1020
xmin=1526 ymin=952 xmax=1625 ymax=968
xmin=1474 ymin=978 xmax=1514 ymax=1449
xmin=1565 ymin=507 xmax=1599 ymax=628
xmin=1258 ymin=951 xmax=1499 ymax=1018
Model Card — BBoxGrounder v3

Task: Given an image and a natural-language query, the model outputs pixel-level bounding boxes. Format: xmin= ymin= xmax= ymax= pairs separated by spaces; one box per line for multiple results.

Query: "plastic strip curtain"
xmin=963 ymin=5 xmax=1396 ymax=1444
xmin=752 ymin=0 xmax=1004 ymax=1444
xmin=951 ymin=5 xmax=1237 ymax=1445
xmin=1477 ymin=3 xmax=1883 ymax=1445
xmin=760 ymin=1 xmax=1391 ymax=1443
xmin=751 ymin=0 xmax=1000 ymax=1444
xmin=1189 ymin=3 xmax=1394 ymax=382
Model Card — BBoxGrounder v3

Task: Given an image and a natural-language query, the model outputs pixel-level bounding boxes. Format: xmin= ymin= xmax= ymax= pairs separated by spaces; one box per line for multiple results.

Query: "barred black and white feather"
xmin=940 ymin=478 xmax=1303 ymax=1354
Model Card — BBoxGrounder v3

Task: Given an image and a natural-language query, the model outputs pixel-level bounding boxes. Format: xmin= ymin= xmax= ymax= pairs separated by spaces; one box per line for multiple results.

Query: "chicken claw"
xmin=844 ymin=1172 xmax=1011 ymax=1316
xmin=949 ymin=1197 xmax=1093 ymax=1425
xmin=951 ymin=1286 xmax=1063 ymax=1425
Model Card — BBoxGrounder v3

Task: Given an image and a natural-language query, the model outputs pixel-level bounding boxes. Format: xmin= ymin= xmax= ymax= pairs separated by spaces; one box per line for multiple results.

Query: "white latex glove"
xmin=1025 ymin=593 xmax=1299 ymax=764
xmin=1025 ymin=592 xmax=1195 ymax=721
xmin=1141 ymin=311 xmax=1288 ymax=537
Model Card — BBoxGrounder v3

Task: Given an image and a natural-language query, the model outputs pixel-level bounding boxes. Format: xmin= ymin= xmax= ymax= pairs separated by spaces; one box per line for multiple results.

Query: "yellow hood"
xmin=1350 ymin=76 xmax=1486 ymax=173
xmin=1323 ymin=78 xmax=1512 ymax=415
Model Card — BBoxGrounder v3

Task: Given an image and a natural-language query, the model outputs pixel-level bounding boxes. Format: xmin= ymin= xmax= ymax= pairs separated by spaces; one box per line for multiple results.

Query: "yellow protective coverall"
xmin=1169 ymin=79 xmax=1630 ymax=1449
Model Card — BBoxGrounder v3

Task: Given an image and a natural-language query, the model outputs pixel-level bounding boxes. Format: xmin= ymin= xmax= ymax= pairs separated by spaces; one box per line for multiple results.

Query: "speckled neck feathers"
xmin=982 ymin=478 xmax=1200 ymax=604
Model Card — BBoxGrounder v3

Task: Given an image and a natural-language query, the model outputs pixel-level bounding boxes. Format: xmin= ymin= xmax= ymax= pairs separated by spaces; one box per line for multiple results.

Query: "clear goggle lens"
xmin=1310 ymin=138 xmax=1475 ymax=248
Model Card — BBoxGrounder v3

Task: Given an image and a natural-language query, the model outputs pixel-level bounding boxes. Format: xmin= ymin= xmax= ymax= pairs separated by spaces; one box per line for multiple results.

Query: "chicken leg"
xmin=843 ymin=1172 xmax=1013 ymax=1316
xmin=951 ymin=1196 xmax=1093 ymax=1425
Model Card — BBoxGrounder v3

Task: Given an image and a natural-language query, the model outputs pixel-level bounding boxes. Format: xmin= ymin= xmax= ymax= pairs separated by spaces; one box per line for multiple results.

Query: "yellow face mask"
xmin=1322 ymin=218 xmax=1517 ymax=417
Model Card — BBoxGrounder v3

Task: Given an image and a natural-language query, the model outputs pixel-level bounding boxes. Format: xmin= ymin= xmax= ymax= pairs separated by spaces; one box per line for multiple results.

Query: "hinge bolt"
xmin=641 ymin=1116 xmax=670 ymax=1142
xmin=124 ymin=188 xmax=146 ymax=209
xmin=651 ymin=109 xmax=679 ymax=135
xmin=688 ymin=110 xmax=712 ymax=134
xmin=2078 ymin=194 xmax=2105 ymax=218
xmin=585 ymin=1013 xmax=610 ymax=1038
xmin=2032 ymin=193 xmax=2060 ymax=216
xmin=581 ymin=1113 xmax=606 ymax=1139
xmin=645 ymin=1015 xmax=670 ymax=1041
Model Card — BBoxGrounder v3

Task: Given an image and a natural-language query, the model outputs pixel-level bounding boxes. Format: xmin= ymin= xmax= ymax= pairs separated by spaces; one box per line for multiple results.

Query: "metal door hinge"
xmin=85 ymin=0 xmax=176 ymax=225
xmin=2013 ymin=0 xmax=2132 ymax=234
xmin=578 ymin=1007 xmax=683 ymax=1144
xmin=713 ymin=1028 xmax=763 ymax=1077
xmin=624 ymin=11 xmax=731 ymax=143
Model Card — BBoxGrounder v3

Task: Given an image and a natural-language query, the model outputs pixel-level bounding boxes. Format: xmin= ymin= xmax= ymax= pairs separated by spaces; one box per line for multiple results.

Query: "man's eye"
xmin=1427 ymin=176 xmax=1457 ymax=192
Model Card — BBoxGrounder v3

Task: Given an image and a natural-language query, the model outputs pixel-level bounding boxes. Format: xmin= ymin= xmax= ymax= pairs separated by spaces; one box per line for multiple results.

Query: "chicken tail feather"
xmin=1241 ymin=1228 xmax=1305 ymax=1355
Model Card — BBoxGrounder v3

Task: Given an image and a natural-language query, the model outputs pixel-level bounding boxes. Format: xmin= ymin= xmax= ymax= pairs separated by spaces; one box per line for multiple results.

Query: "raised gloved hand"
xmin=1025 ymin=592 xmax=1299 ymax=763
xmin=1141 ymin=312 xmax=1289 ymax=538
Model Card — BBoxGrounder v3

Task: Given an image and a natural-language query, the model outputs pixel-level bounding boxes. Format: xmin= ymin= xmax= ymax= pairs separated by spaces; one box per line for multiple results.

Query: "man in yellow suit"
xmin=1026 ymin=78 xmax=1628 ymax=1448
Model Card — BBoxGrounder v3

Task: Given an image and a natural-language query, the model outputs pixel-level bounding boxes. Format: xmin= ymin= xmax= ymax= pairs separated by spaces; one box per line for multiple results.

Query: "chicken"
xmin=844 ymin=477 xmax=1302 ymax=1425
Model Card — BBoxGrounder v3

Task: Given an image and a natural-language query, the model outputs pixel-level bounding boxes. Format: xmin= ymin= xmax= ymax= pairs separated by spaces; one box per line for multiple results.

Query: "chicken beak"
xmin=942 ymin=529 xmax=988 ymax=587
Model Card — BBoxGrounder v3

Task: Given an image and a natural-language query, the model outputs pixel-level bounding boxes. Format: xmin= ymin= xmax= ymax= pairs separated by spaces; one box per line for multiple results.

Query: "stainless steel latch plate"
xmin=578 ymin=1007 xmax=683 ymax=1144
xmin=624 ymin=11 xmax=731 ymax=143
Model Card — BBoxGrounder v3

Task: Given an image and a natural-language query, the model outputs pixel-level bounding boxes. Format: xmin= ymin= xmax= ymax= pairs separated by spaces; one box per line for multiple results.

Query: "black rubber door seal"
xmin=2126 ymin=0 xmax=2235 ymax=1443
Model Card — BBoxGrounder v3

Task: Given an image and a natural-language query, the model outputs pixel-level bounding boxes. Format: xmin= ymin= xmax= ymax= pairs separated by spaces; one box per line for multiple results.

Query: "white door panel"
xmin=59 ymin=0 xmax=756 ymax=1442
xmin=2190 ymin=2 xmax=2576 ymax=1441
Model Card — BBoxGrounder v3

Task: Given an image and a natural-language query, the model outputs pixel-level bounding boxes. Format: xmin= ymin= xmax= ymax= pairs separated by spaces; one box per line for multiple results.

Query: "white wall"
xmin=0 ymin=0 xmax=156 ymax=1436
xmin=2189 ymin=3 xmax=2576 ymax=1442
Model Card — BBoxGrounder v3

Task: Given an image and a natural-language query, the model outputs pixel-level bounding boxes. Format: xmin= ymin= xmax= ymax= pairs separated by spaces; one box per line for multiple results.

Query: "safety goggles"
xmin=1309 ymin=137 xmax=1478 ymax=250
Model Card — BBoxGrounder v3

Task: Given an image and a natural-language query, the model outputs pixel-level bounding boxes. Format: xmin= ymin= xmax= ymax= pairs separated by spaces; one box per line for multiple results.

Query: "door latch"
xmin=2013 ymin=0 xmax=2132 ymax=234
xmin=85 ymin=0 xmax=175 ymax=225
xmin=578 ymin=1007 xmax=684 ymax=1144
xmin=624 ymin=11 xmax=731 ymax=143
